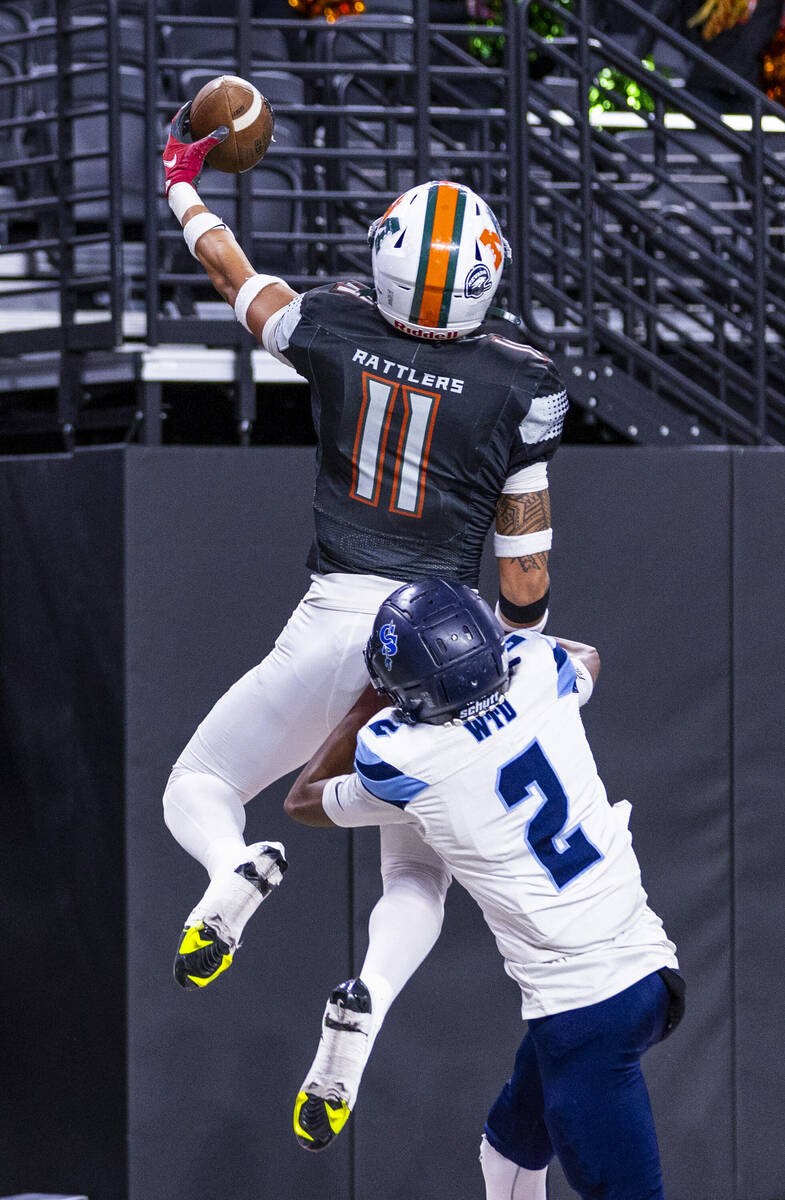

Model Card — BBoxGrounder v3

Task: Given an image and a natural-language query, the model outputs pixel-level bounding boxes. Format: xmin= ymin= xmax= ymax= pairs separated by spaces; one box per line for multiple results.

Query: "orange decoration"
xmin=763 ymin=25 xmax=785 ymax=104
xmin=288 ymin=0 xmax=365 ymax=17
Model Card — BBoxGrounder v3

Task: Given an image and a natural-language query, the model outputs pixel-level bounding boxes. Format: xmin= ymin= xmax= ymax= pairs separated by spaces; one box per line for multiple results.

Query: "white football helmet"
xmin=368 ymin=180 xmax=512 ymax=340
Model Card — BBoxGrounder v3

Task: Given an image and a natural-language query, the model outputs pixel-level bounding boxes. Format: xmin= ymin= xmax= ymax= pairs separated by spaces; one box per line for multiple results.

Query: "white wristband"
xmin=168 ymin=181 xmax=202 ymax=223
xmin=234 ymin=273 xmax=286 ymax=332
xmin=183 ymin=212 xmax=226 ymax=258
xmin=494 ymin=528 xmax=552 ymax=557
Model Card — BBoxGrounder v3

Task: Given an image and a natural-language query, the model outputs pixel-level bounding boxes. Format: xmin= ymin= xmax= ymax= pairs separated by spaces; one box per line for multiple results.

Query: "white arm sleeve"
xmin=322 ymin=773 xmax=411 ymax=828
xmin=502 ymin=461 xmax=549 ymax=494
xmin=261 ymin=292 xmax=305 ymax=367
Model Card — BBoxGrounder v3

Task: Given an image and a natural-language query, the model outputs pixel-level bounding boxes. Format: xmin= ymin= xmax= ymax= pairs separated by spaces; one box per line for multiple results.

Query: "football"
xmin=188 ymin=75 xmax=274 ymax=174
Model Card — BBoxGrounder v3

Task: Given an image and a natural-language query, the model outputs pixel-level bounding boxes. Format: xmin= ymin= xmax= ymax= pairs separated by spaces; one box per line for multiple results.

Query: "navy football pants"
xmin=485 ymin=971 xmax=670 ymax=1200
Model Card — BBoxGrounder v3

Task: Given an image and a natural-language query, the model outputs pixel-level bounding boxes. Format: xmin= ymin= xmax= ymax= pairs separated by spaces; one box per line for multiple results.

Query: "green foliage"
xmin=468 ymin=0 xmax=574 ymax=68
xmin=588 ymin=62 xmax=656 ymax=115
xmin=466 ymin=1 xmax=658 ymax=115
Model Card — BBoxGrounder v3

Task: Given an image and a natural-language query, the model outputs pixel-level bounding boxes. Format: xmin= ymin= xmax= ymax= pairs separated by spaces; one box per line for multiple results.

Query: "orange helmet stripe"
xmin=412 ymin=183 xmax=462 ymax=328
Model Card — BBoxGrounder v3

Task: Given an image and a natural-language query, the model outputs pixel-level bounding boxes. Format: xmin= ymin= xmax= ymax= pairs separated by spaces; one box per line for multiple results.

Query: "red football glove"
xmin=162 ymin=102 xmax=228 ymax=197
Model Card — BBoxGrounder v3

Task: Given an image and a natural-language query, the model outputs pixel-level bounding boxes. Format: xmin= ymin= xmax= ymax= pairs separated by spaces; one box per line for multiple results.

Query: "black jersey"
xmin=267 ymin=282 xmax=567 ymax=587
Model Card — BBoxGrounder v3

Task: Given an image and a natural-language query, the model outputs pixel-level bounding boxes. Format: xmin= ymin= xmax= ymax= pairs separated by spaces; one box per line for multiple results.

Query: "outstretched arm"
xmin=162 ymin=103 xmax=298 ymax=342
xmin=284 ymin=686 xmax=388 ymax=827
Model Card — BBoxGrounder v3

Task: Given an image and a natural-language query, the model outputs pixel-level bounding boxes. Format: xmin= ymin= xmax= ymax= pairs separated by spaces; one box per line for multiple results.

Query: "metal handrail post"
xmin=56 ymin=0 xmax=77 ymax=449
xmin=506 ymin=0 xmax=522 ymax=325
xmin=106 ymin=0 xmax=123 ymax=346
xmin=415 ymin=0 xmax=430 ymax=184
xmin=144 ymin=0 xmax=159 ymax=352
xmin=576 ymin=0 xmax=594 ymax=353
xmin=236 ymin=0 xmax=256 ymax=445
xmin=751 ymin=95 xmax=767 ymax=444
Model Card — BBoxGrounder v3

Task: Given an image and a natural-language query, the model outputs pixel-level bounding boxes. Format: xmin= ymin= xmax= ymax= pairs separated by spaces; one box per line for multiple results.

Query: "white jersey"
xmin=323 ymin=630 xmax=678 ymax=1019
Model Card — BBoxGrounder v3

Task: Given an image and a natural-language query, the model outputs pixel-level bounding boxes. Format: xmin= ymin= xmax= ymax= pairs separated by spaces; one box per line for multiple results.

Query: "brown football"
xmin=188 ymin=75 xmax=274 ymax=174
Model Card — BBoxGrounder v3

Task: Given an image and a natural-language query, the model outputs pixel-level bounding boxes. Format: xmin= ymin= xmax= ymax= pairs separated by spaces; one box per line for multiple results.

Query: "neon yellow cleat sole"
xmin=293 ymin=1090 xmax=351 ymax=1152
xmin=173 ymin=921 xmax=233 ymax=990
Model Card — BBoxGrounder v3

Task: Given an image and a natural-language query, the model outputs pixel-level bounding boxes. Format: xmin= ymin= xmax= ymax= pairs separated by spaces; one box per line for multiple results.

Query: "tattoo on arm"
xmin=514 ymin=551 xmax=549 ymax=573
xmin=495 ymin=489 xmax=551 ymax=537
xmin=496 ymin=490 xmax=551 ymax=575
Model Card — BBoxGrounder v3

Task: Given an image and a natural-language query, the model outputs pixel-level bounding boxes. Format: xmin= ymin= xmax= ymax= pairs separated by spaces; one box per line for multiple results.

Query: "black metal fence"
xmin=1 ymin=0 xmax=784 ymax=446
xmin=519 ymin=0 xmax=785 ymax=445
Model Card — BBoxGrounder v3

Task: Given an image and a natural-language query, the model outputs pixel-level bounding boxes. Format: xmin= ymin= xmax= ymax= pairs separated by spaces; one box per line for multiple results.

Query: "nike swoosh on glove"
xmin=162 ymin=101 xmax=229 ymax=197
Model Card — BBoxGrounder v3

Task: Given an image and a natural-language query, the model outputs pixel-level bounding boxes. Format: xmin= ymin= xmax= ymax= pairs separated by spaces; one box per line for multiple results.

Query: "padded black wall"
xmin=0 ymin=452 xmax=126 ymax=1200
xmin=731 ymin=450 xmax=785 ymax=1199
xmin=1 ymin=446 xmax=783 ymax=1200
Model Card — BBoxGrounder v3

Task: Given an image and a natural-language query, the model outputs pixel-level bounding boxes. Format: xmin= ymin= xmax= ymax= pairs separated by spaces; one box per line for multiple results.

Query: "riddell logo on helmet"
xmin=393 ymin=320 xmax=459 ymax=340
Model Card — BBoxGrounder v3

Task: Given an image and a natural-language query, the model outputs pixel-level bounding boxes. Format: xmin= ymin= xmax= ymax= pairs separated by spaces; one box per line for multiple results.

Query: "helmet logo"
xmin=374 ymin=216 xmax=401 ymax=253
xmin=379 ymin=621 xmax=398 ymax=668
xmin=464 ymin=263 xmax=492 ymax=299
xmin=479 ymin=228 xmax=503 ymax=270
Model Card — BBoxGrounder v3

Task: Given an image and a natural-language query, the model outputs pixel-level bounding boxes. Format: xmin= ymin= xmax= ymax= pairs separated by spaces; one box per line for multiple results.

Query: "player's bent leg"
xmin=484 ymin=1029 xmax=553 ymax=1195
xmin=480 ymin=1136 xmax=548 ymax=1200
xmin=165 ymin=591 xmax=374 ymax=989
xmin=294 ymin=977 xmax=374 ymax=1151
xmin=163 ymin=766 xmax=249 ymax=875
xmin=173 ymin=840 xmax=287 ymax=989
xmin=362 ymin=822 xmax=451 ymax=1010
xmin=530 ymin=971 xmax=670 ymax=1200
xmin=293 ymin=827 xmax=451 ymax=1150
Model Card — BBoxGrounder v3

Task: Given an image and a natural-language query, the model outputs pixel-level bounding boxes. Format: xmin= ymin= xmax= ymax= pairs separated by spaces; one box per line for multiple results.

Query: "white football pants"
xmin=163 ymin=571 xmax=451 ymax=1019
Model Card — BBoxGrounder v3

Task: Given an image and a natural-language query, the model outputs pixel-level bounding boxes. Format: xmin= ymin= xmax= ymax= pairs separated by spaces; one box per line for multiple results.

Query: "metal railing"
xmin=1 ymin=0 xmax=783 ymax=446
xmin=517 ymin=0 xmax=785 ymax=444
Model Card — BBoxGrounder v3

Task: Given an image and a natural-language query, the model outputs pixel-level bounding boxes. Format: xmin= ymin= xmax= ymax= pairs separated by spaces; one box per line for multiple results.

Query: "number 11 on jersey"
xmin=350 ymin=372 xmax=440 ymax=517
xmin=496 ymin=739 xmax=603 ymax=890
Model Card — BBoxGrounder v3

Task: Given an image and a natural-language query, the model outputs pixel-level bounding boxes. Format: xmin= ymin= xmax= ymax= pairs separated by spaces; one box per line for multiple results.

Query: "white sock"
xmin=163 ymin=768 xmax=248 ymax=878
xmin=355 ymin=970 xmax=395 ymax=1052
xmin=358 ymin=872 xmax=446 ymax=1043
xmin=480 ymin=1136 xmax=548 ymax=1200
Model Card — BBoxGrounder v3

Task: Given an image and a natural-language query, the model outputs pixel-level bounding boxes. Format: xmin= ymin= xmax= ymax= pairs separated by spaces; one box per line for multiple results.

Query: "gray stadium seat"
xmin=70 ymin=64 xmax=145 ymax=224
xmin=162 ymin=18 xmax=289 ymax=95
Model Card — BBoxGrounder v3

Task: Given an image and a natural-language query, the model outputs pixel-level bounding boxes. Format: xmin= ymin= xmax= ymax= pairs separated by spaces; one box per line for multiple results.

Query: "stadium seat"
xmin=162 ymin=18 xmax=289 ymax=95
xmin=0 ymin=3 xmax=31 ymax=69
xmin=70 ymin=64 xmax=145 ymax=224
xmin=68 ymin=13 xmax=145 ymax=67
xmin=313 ymin=12 xmax=414 ymax=76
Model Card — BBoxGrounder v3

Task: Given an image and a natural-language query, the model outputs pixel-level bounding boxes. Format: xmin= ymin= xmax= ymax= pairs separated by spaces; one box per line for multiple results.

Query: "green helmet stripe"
xmin=409 ymin=183 xmax=439 ymax=323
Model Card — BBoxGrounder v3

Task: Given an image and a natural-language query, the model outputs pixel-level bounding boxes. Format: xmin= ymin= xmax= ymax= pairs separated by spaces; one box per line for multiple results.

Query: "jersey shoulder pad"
xmin=296 ymin=281 xmax=382 ymax=338
xmin=329 ymin=279 xmax=377 ymax=306
xmin=507 ymin=633 xmax=578 ymax=701
xmin=488 ymin=333 xmax=551 ymax=364
xmin=354 ymin=724 xmax=429 ymax=808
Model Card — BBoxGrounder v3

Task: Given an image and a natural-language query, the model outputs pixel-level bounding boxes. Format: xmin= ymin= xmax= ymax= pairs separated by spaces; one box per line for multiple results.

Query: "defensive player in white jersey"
xmin=160 ymin=103 xmax=567 ymax=1025
xmin=285 ymin=580 xmax=684 ymax=1200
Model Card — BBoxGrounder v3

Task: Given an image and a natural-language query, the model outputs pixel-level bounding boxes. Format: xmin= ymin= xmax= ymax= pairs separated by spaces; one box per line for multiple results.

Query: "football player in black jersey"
xmin=160 ymin=108 xmax=569 ymax=1128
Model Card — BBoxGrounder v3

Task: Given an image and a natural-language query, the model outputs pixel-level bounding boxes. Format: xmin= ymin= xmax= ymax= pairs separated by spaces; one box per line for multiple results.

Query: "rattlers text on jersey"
xmin=262 ymin=284 xmax=567 ymax=584
xmin=322 ymin=631 xmax=678 ymax=1019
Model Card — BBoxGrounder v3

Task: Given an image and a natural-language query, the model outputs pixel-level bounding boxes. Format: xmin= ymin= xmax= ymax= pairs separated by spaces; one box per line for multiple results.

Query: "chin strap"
xmin=486 ymin=306 xmax=525 ymax=328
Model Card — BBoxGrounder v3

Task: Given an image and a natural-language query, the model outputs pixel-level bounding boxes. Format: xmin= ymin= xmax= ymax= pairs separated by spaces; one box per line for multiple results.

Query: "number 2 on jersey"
xmin=496 ymin=739 xmax=602 ymax=890
xmin=350 ymin=372 xmax=440 ymax=517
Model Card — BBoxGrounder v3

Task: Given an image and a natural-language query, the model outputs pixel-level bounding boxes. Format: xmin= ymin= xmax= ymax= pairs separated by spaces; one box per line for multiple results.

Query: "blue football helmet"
xmin=364 ymin=578 xmax=512 ymax=725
